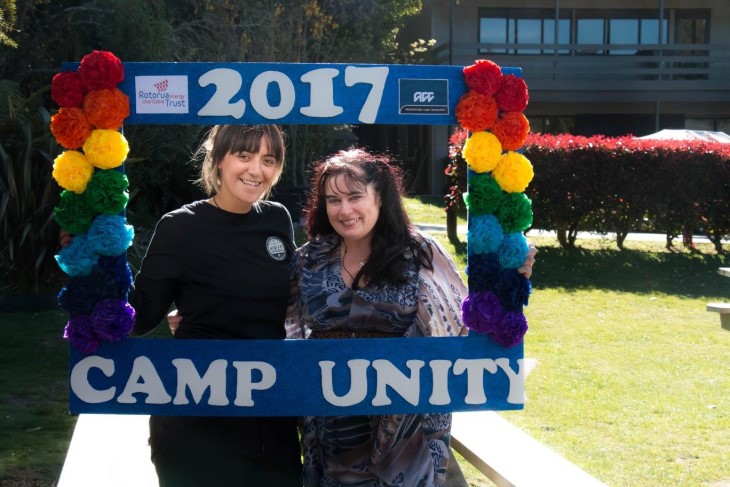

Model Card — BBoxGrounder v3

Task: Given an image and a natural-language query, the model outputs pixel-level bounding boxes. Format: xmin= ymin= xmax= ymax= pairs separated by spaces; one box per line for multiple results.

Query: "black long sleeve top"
xmin=129 ymin=199 xmax=296 ymax=339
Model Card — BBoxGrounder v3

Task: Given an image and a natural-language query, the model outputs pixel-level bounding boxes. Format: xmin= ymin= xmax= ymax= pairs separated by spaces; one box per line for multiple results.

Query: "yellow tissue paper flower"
xmin=462 ymin=131 xmax=502 ymax=173
xmin=82 ymin=129 xmax=129 ymax=169
xmin=52 ymin=150 xmax=94 ymax=194
xmin=493 ymin=151 xmax=534 ymax=193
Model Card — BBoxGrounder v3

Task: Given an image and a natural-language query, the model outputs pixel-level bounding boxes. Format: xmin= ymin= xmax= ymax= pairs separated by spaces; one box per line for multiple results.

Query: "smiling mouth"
xmin=340 ymin=218 xmax=361 ymax=226
xmin=240 ymin=179 xmax=261 ymax=187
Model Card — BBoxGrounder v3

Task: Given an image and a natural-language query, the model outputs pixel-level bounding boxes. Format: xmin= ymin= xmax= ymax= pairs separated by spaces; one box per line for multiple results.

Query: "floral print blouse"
xmin=286 ymin=231 xmax=467 ymax=486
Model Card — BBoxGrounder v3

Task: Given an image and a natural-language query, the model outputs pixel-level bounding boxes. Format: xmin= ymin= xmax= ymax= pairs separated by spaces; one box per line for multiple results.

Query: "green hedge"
xmin=522 ymin=134 xmax=730 ymax=252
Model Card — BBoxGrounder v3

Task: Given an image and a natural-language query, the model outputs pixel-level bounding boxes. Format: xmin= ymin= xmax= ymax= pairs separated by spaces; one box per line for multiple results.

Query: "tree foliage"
xmin=0 ymin=0 xmax=426 ymax=293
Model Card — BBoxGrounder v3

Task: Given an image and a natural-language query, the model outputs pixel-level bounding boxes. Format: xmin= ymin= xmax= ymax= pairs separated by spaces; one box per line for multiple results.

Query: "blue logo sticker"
xmin=399 ymin=79 xmax=449 ymax=115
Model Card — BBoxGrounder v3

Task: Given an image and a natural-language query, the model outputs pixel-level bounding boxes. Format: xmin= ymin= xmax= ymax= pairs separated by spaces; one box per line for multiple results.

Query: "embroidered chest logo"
xmin=266 ymin=237 xmax=287 ymax=261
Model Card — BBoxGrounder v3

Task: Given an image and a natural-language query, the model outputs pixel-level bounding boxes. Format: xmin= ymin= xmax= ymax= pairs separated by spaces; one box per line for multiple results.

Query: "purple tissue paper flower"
xmin=490 ymin=311 xmax=528 ymax=348
xmin=461 ymin=291 xmax=504 ymax=335
xmin=91 ymin=298 xmax=135 ymax=342
xmin=63 ymin=315 xmax=100 ymax=353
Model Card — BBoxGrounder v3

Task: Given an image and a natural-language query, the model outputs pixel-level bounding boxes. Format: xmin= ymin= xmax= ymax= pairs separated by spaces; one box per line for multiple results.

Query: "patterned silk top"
xmin=286 ymin=231 xmax=467 ymax=487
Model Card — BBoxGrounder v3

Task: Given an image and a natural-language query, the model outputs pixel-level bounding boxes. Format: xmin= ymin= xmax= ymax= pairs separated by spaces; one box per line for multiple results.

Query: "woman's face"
xmin=216 ymin=137 xmax=280 ymax=213
xmin=324 ymin=173 xmax=381 ymax=245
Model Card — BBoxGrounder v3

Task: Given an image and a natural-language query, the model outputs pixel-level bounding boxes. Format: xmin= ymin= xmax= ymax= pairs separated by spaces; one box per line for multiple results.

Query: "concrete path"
xmin=415 ymin=224 xmax=727 ymax=245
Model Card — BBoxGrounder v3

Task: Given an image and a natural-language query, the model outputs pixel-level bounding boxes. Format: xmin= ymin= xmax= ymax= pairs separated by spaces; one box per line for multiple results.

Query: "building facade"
xmin=398 ymin=0 xmax=730 ymax=194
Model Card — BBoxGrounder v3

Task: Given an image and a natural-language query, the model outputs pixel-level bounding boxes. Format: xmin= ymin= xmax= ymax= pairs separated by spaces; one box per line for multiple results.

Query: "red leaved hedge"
xmin=522 ymin=133 xmax=730 ymax=251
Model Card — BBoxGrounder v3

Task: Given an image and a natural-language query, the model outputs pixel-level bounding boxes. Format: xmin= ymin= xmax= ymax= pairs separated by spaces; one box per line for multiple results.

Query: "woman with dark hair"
xmin=286 ymin=148 xmax=535 ymax=486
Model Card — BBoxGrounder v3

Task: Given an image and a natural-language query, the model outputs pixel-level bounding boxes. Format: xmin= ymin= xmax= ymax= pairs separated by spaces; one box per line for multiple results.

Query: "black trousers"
xmin=149 ymin=416 xmax=301 ymax=487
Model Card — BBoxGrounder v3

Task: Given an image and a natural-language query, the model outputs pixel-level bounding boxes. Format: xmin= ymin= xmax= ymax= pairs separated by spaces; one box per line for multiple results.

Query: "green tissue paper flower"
xmin=55 ymin=190 xmax=95 ymax=234
xmin=85 ymin=170 xmax=129 ymax=214
xmin=496 ymin=192 xmax=533 ymax=233
xmin=465 ymin=173 xmax=504 ymax=216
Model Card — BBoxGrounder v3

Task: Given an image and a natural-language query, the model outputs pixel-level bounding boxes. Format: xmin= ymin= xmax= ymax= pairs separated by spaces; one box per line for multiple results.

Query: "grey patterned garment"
xmin=286 ymin=231 xmax=467 ymax=487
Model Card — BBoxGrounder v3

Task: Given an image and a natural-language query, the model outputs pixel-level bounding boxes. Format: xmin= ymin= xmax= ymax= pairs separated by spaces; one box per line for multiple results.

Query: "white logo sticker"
xmin=135 ymin=75 xmax=189 ymax=114
xmin=266 ymin=237 xmax=287 ymax=261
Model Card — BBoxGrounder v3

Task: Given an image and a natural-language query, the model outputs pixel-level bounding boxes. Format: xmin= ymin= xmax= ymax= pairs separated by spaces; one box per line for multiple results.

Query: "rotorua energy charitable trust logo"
xmin=135 ymin=75 xmax=189 ymax=114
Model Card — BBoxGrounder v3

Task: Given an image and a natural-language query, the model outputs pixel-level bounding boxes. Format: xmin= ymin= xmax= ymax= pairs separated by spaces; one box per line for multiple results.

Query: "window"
xmin=478 ymin=9 xmax=571 ymax=55
xmin=576 ymin=14 xmax=605 ymax=55
xmin=477 ymin=8 xmax=704 ymax=57
xmin=543 ymin=18 xmax=571 ymax=54
xmin=673 ymin=10 xmax=710 ymax=79
xmin=675 ymin=10 xmax=709 ymax=44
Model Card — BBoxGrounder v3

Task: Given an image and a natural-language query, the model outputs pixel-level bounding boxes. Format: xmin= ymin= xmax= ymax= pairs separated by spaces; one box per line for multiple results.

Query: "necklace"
xmin=341 ymin=241 xmax=368 ymax=282
xmin=342 ymin=263 xmax=358 ymax=281
xmin=211 ymin=196 xmax=220 ymax=209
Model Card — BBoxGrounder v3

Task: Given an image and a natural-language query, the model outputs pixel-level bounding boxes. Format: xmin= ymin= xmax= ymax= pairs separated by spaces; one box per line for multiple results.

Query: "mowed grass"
xmin=410 ymin=196 xmax=730 ymax=487
xmin=1 ymin=196 xmax=729 ymax=486
xmin=0 ymin=310 xmax=76 ymax=486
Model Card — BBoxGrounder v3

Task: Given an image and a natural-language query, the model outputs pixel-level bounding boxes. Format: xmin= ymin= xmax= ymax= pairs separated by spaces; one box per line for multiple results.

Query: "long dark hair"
xmin=304 ymin=148 xmax=433 ymax=287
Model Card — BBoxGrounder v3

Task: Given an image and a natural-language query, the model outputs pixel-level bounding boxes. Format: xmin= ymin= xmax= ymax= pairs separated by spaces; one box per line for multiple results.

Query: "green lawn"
xmin=1 ymin=197 xmax=729 ymax=486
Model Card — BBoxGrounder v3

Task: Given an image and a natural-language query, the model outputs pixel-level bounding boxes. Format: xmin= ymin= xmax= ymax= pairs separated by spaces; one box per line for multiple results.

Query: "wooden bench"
xmin=450 ymin=358 xmax=607 ymax=487
xmin=57 ymin=414 xmax=157 ymax=487
xmin=707 ymin=302 xmax=730 ymax=330
xmin=707 ymin=268 xmax=730 ymax=330
xmin=61 ymin=412 xmax=607 ymax=487
xmin=451 ymin=411 xmax=607 ymax=487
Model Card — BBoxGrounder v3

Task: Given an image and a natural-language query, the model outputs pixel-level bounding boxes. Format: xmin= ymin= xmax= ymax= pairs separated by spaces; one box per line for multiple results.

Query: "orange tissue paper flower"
xmin=84 ymin=88 xmax=131 ymax=130
xmin=51 ymin=72 xmax=87 ymax=108
xmin=52 ymin=151 xmax=94 ymax=194
xmin=494 ymin=74 xmax=529 ymax=113
xmin=51 ymin=108 xmax=93 ymax=150
xmin=455 ymin=91 xmax=499 ymax=133
xmin=462 ymin=132 xmax=503 ymax=173
xmin=492 ymin=112 xmax=530 ymax=151
xmin=493 ymin=152 xmax=534 ymax=193
xmin=83 ymin=130 xmax=130 ymax=170
xmin=463 ymin=59 xmax=504 ymax=96
xmin=78 ymin=50 xmax=124 ymax=91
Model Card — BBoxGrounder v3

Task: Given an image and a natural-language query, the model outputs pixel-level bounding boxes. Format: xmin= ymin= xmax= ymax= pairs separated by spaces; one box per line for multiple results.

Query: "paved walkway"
xmin=415 ymin=224 xmax=727 ymax=245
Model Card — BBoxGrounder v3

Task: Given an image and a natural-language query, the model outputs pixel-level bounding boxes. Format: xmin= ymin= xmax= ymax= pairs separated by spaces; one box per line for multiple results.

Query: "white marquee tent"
xmin=637 ymin=129 xmax=730 ymax=143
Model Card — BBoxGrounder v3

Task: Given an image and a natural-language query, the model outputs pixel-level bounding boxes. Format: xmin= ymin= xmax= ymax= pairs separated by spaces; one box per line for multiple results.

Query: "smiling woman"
xmin=287 ymin=148 xmax=470 ymax=486
xmin=127 ymin=124 xmax=302 ymax=486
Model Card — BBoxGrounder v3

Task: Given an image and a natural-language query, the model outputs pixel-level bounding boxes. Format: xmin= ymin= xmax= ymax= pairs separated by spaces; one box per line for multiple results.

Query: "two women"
xmin=152 ymin=129 xmax=535 ymax=486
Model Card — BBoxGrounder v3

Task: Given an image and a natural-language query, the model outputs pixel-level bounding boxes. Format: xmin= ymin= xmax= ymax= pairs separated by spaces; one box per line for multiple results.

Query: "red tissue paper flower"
xmin=492 ymin=112 xmax=531 ymax=151
xmin=50 ymin=107 xmax=93 ymax=150
xmin=51 ymin=72 xmax=87 ymax=108
xmin=495 ymin=74 xmax=529 ymax=113
xmin=455 ymin=91 xmax=499 ymax=133
xmin=78 ymin=50 xmax=124 ymax=91
xmin=84 ymin=88 xmax=131 ymax=130
xmin=463 ymin=59 xmax=504 ymax=96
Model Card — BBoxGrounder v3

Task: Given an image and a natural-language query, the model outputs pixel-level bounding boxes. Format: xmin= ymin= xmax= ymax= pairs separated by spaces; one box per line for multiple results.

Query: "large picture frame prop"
xmin=52 ymin=53 xmax=533 ymax=417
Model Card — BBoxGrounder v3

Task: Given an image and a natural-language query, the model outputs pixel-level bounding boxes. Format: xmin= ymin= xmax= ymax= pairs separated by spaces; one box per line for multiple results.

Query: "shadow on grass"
xmin=443 ymin=235 xmax=728 ymax=299
xmin=525 ymin=246 xmax=729 ymax=299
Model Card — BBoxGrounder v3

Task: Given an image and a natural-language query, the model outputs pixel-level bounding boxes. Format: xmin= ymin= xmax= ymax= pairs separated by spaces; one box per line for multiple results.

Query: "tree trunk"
xmin=446 ymin=206 xmax=458 ymax=242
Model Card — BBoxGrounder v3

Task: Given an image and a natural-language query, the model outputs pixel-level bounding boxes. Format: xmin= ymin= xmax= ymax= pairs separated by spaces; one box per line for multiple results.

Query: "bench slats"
xmin=58 ymin=414 xmax=157 ymax=487
xmin=451 ymin=411 xmax=607 ymax=487
xmin=707 ymin=302 xmax=730 ymax=330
